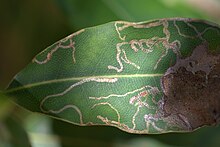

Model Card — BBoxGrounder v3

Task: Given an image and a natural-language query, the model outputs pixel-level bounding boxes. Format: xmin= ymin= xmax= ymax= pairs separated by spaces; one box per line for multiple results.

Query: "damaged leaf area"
xmin=161 ymin=42 xmax=220 ymax=130
xmin=5 ymin=18 xmax=220 ymax=134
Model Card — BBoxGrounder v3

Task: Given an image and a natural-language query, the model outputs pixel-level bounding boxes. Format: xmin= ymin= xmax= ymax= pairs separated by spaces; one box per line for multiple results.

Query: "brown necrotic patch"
xmin=161 ymin=42 xmax=220 ymax=130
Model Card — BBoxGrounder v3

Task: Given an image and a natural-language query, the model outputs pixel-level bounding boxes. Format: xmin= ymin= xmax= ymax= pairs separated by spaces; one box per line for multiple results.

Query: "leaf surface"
xmin=5 ymin=18 xmax=220 ymax=134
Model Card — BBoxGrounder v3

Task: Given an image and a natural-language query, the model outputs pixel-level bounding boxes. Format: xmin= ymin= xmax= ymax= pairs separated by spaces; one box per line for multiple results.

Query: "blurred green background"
xmin=0 ymin=0 xmax=220 ymax=146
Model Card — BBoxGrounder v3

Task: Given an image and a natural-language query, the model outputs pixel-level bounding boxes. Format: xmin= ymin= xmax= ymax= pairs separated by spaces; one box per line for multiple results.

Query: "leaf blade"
xmin=6 ymin=18 xmax=220 ymax=134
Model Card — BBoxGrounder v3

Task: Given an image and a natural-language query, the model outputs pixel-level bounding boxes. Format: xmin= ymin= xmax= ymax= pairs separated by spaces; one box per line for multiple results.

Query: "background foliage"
xmin=0 ymin=0 xmax=220 ymax=146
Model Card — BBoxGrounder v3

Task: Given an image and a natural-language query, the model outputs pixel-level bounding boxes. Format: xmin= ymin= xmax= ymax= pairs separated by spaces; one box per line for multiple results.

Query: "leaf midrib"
xmin=5 ymin=74 xmax=163 ymax=93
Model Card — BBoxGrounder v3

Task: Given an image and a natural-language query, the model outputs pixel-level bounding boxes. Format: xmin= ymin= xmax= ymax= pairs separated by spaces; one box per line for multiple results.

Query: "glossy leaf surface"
xmin=5 ymin=18 xmax=220 ymax=134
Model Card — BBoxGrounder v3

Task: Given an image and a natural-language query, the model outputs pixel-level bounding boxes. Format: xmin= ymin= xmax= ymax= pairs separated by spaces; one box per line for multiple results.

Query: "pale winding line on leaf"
xmin=132 ymin=106 xmax=141 ymax=129
xmin=92 ymin=102 xmax=121 ymax=123
xmin=48 ymin=104 xmax=84 ymax=125
xmin=6 ymin=74 xmax=163 ymax=93
xmin=90 ymin=85 xmax=161 ymax=132
xmin=174 ymin=20 xmax=220 ymax=41
xmin=115 ymin=20 xmax=166 ymax=41
xmin=109 ymin=19 xmax=182 ymax=73
xmin=130 ymin=87 xmax=160 ymax=109
xmin=96 ymin=115 xmax=161 ymax=134
xmin=40 ymin=77 xmax=118 ymax=112
xmin=89 ymin=85 xmax=159 ymax=100
xmin=130 ymin=87 xmax=161 ymax=130
xmin=38 ymin=77 xmax=118 ymax=125
xmin=32 ymin=29 xmax=85 ymax=64
xmin=144 ymin=114 xmax=164 ymax=132
xmin=110 ymin=19 xmax=220 ymax=74
xmin=96 ymin=114 xmax=163 ymax=134
xmin=185 ymin=20 xmax=206 ymax=41
xmin=121 ymin=49 xmax=140 ymax=69
xmin=96 ymin=115 xmax=137 ymax=133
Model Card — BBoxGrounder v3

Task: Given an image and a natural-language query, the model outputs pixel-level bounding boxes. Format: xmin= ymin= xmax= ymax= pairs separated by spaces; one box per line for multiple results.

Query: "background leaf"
xmin=56 ymin=0 xmax=218 ymax=30
xmin=0 ymin=116 xmax=31 ymax=147
xmin=51 ymin=119 xmax=220 ymax=147
xmin=0 ymin=92 xmax=31 ymax=147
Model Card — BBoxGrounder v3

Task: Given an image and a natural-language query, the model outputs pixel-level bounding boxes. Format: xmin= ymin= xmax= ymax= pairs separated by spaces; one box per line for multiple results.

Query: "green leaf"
xmin=5 ymin=18 xmax=220 ymax=134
